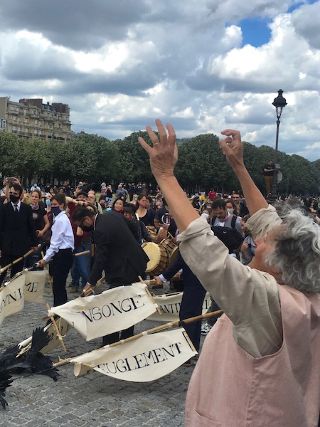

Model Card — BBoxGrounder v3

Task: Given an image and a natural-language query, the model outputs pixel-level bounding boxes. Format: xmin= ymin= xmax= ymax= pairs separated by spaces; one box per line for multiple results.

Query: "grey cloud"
xmin=2 ymin=43 xmax=77 ymax=81
xmin=206 ymin=0 xmax=296 ymax=21
xmin=291 ymin=2 xmax=320 ymax=50
xmin=54 ymin=66 xmax=162 ymax=96
xmin=0 ymin=0 xmax=150 ymax=50
xmin=186 ymin=70 xmax=286 ymax=93
xmin=225 ymin=112 xmax=273 ymax=125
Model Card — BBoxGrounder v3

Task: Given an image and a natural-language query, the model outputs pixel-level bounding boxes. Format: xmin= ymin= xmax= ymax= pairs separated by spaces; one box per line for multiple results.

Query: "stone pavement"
xmin=0 ymin=284 xmax=196 ymax=427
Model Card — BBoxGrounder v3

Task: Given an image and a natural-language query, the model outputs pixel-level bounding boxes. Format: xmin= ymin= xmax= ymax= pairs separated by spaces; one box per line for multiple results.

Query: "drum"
xmin=159 ymin=238 xmax=177 ymax=257
xmin=169 ymin=246 xmax=179 ymax=266
xmin=146 ymin=226 xmax=158 ymax=241
xmin=142 ymin=242 xmax=169 ymax=276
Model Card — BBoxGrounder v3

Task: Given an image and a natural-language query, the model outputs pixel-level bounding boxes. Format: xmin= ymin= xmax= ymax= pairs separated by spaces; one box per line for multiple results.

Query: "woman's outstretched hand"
xmin=138 ymin=119 xmax=178 ymax=180
xmin=219 ymin=129 xmax=245 ymax=171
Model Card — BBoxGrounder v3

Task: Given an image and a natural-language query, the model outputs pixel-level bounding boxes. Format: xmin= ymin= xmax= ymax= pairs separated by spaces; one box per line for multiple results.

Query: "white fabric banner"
xmin=71 ymin=328 xmax=197 ymax=381
xmin=0 ymin=274 xmax=25 ymax=326
xmin=24 ymin=270 xmax=47 ymax=303
xmin=18 ymin=317 xmax=70 ymax=354
xmin=148 ymin=292 xmax=211 ymax=322
xmin=49 ymin=282 xmax=158 ymax=341
xmin=42 ymin=318 xmax=71 ymax=353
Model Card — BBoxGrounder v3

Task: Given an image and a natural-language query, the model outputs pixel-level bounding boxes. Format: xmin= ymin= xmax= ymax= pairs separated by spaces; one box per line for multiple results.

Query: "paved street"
xmin=0 ymin=284 xmax=194 ymax=427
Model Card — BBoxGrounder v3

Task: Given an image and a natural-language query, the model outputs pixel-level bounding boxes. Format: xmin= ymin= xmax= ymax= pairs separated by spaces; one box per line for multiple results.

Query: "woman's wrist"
xmin=156 ymin=174 xmax=177 ymax=188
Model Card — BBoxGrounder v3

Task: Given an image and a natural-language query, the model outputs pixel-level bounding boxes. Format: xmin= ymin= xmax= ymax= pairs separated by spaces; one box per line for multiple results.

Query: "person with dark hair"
xmin=38 ymin=194 xmax=74 ymax=306
xmin=210 ymin=198 xmax=242 ymax=233
xmin=225 ymin=199 xmax=238 ymax=216
xmin=0 ymin=183 xmax=37 ymax=284
xmin=30 ymin=189 xmax=50 ymax=241
xmin=123 ymin=203 xmax=152 ymax=244
xmin=112 ymin=197 xmax=125 ymax=214
xmin=115 ymin=183 xmax=128 ymax=200
xmin=98 ymin=195 xmax=107 ymax=213
xmin=135 ymin=194 xmax=155 ymax=226
xmin=72 ymin=206 xmax=149 ymax=345
xmin=25 ymin=189 xmax=51 ymax=267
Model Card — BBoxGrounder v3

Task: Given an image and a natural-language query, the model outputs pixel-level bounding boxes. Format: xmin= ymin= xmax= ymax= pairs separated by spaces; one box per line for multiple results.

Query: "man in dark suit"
xmin=72 ymin=206 xmax=149 ymax=344
xmin=0 ymin=183 xmax=37 ymax=284
xmin=155 ymin=251 xmax=207 ymax=352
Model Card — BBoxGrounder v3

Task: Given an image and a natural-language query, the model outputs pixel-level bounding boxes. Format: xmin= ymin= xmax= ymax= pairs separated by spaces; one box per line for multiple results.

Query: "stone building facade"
xmin=0 ymin=97 xmax=71 ymax=141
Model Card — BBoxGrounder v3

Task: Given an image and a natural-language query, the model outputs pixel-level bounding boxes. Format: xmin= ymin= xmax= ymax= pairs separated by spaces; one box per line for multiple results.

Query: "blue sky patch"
xmin=288 ymin=0 xmax=319 ymax=14
xmin=239 ymin=17 xmax=271 ymax=47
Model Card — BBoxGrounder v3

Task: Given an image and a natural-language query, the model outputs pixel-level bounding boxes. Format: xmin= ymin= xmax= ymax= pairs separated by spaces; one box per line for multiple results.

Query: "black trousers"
xmin=51 ymin=248 xmax=73 ymax=307
xmin=0 ymin=254 xmax=25 ymax=285
xmin=179 ymin=279 xmax=207 ymax=352
xmin=102 ymin=281 xmax=138 ymax=346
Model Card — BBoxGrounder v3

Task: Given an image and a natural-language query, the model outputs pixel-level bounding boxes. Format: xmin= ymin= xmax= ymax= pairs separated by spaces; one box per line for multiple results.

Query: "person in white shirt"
xmin=38 ymin=193 xmax=74 ymax=306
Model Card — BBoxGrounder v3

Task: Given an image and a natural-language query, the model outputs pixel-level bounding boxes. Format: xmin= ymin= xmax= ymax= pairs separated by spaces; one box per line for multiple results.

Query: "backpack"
xmin=211 ymin=216 xmax=244 ymax=253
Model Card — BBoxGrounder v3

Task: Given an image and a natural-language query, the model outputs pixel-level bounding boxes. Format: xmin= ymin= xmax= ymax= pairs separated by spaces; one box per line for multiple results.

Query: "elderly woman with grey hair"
xmin=139 ymin=120 xmax=320 ymax=427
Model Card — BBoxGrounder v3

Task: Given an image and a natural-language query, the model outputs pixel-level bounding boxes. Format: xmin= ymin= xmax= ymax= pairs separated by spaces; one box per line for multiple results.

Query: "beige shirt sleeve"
xmin=178 ymin=211 xmax=283 ymax=358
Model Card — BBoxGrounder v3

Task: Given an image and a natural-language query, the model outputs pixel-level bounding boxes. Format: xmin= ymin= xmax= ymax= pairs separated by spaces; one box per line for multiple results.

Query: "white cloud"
xmin=0 ymin=0 xmax=320 ymax=161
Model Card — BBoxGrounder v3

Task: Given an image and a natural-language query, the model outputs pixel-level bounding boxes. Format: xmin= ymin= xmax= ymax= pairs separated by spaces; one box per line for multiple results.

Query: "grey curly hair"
xmin=266 ymin=208 xmax=320 ymax=293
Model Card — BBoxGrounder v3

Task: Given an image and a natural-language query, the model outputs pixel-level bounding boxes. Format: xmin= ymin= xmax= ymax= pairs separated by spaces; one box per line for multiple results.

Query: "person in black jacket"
xmin=0 ymin=183 xmax=37 ymax=284
xmin=72 ymin=206 xmax=149 ymax=345
xmin=123 ymin=203 xmax=153 ymax=244
xmin=155 ymin=250 xmax=206 ymax=352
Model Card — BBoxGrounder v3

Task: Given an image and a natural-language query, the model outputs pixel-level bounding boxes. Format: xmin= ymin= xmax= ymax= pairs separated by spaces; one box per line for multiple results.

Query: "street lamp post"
xmin=271 ymin=89 xmax=287 ymax=197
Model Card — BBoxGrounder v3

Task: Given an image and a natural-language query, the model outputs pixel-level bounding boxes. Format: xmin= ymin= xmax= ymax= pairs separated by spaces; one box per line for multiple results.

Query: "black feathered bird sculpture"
xmin=0 ymin=327 xmax=59 ymax=409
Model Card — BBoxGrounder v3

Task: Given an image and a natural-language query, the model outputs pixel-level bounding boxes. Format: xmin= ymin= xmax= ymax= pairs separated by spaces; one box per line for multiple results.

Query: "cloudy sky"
xmin=0 ymin=0 xmax=320 ymax=159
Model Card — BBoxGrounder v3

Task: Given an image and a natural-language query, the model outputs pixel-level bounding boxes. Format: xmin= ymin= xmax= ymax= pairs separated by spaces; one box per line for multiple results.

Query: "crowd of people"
xmin=1 ymin=123 xmax=320 ymax=425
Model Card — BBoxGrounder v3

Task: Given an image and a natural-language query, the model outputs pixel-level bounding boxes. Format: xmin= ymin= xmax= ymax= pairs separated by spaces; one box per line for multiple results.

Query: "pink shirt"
xmin=178 ymin=207 xmax=320 ymax=426
xmin=185 ymin=286 xmax=320 ymax=426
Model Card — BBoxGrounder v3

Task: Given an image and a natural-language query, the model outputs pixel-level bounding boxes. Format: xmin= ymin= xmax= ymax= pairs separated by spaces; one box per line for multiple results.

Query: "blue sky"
xmin=240 ymin=17 xmax=271 ymax=47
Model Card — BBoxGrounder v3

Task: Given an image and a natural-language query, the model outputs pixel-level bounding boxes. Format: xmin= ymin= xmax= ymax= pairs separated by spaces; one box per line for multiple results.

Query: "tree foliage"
xmin=0 ymin=130 xmax=319 ymax=194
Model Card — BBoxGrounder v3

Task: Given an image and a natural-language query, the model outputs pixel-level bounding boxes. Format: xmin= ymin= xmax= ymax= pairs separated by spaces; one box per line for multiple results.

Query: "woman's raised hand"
xmin=138 ymin=119 xmax=178 ymax=180
xmin=219 ymin=129 xmax=245 ymax=170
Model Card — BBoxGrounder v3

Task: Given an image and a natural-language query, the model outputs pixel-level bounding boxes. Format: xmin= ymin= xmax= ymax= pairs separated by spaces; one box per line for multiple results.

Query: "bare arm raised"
xmin=219 ymin=129 xmax=268 ymax=215
xmin=138 ymin=119 xmax=198 ymax=232
xmin=138 ymin=121 xmax=268 ymax=230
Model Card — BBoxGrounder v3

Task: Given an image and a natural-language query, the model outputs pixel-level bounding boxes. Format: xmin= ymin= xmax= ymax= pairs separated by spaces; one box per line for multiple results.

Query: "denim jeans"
xmin=71 ymin=241 xmax=91 ymax=289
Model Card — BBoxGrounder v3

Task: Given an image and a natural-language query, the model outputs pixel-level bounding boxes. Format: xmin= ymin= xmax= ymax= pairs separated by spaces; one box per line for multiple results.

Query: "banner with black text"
xmin=148 ymin=292 xmax=211 ymax=322
xmin=24 ymin=270 xmax=47 ymax=303
xmin=71 ymin=327 xmax=197 ymax=381
xmin=0 ymin=275 xmax=25 ymax=326
xmin=49 ymin=283 xmax=158 ymax=341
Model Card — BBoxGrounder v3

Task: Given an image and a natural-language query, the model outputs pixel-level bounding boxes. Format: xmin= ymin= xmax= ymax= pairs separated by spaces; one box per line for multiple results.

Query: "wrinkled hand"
xmin=81 ymin=283 xmax=95 ymax=297
xmin=138 ymin=119 xmax=178 ymax=180
xmin=219 ymin=129 xmax=244 ymax=170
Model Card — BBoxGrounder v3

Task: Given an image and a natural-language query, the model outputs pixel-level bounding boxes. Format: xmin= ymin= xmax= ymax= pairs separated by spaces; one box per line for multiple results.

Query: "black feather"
xmin=30 ymin=354 xmax=59 ymax=381
xmin=29 ymin=327 xmax=51 ymax=355
xmin=0 ymin=345 xmax=19 ymax=369
xmin=0 ymin=372 xmax=13 ymax=409
xmin=0 ymin=327 xmax=60 ymax=409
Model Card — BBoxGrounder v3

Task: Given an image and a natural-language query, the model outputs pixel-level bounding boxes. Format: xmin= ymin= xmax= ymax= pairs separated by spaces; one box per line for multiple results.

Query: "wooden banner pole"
xmin=46 ymin=304 xmax=67 ymax=353
xmin=0 ymin=244 xmax=42 ymax=275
